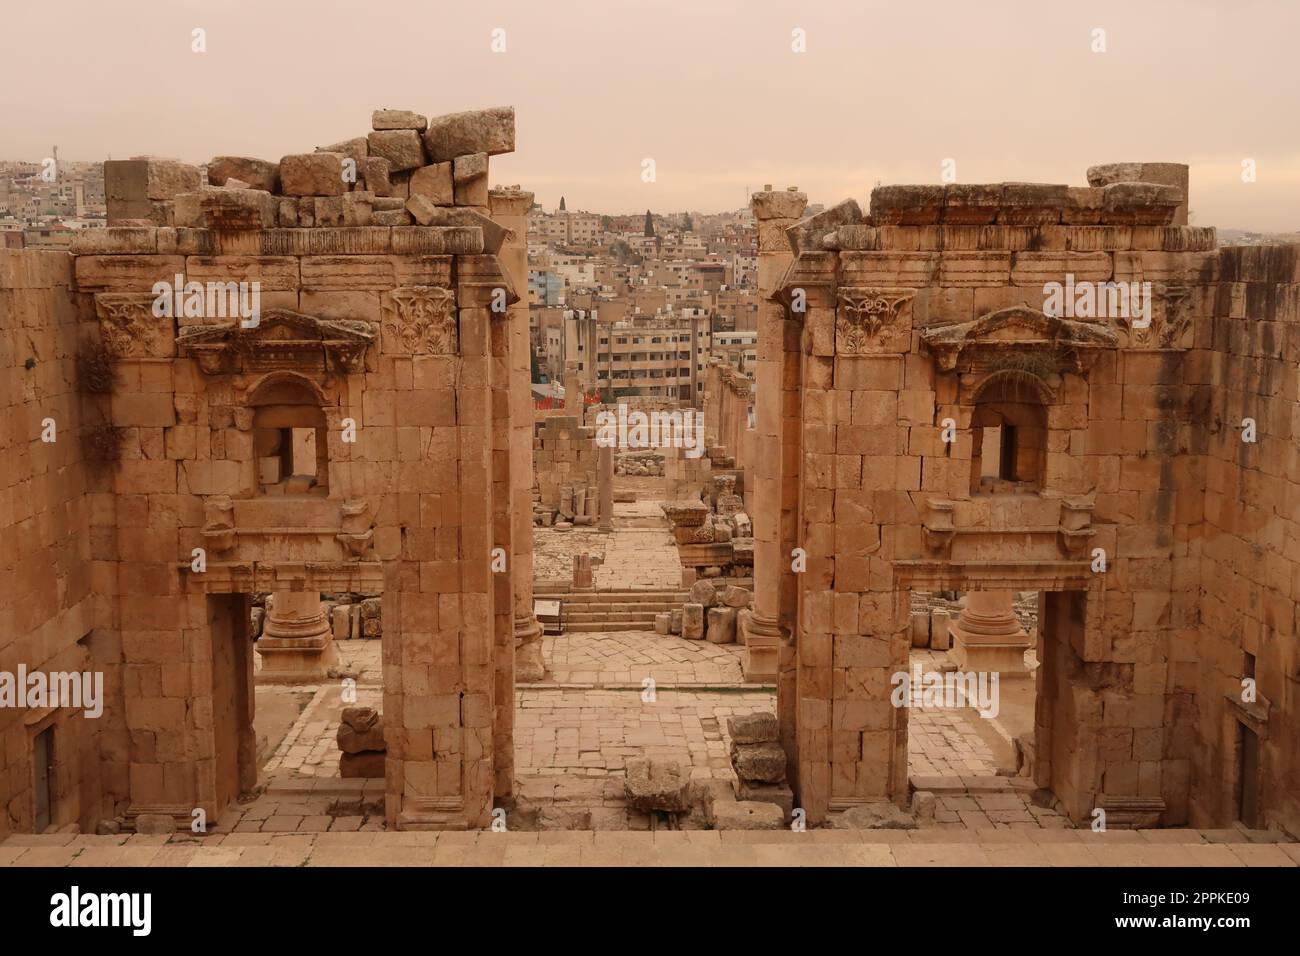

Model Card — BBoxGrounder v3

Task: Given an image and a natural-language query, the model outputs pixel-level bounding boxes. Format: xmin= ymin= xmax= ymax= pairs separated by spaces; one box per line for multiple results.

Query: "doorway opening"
xmin=32 ymin=726 xmax=55 ymax=833
xmin=1236 ymin=721 xmax=1262 ymax=828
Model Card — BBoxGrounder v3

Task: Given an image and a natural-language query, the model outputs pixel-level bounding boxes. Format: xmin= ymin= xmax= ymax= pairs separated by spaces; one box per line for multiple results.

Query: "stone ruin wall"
xmin=0 ymin=106 xmax=539 ymax=835
xmin=3 ymin=123 xmax=1300 ymax=839
xmin=531 ymin=414 xmax=598 ymax=522
xmin=1191 ymin=244 xmax=1300 ymax=831
xmin=755 ymin=169 xmax=1299 ymax=835
xmin=0 ymin=252 xmax=105 ymax=839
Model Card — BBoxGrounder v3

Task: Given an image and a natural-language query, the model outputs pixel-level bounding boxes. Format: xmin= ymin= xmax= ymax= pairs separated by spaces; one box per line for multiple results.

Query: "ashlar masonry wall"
xmin=762 ymin=172 xmax=1228 ymax=828
xmin=0 ymin=251 xmax=105 ymax=840
xmin=0 ymin=106 xmax=536 ymax=835
xmin=1192 ymin=245 xmax=1300 ymax=836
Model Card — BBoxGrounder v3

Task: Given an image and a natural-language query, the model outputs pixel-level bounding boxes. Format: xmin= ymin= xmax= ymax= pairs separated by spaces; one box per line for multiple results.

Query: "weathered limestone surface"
xmin=372 ymin=109 xmax=428 ymax=131
xmin=5 ymin=112 xmax=1300 ymax=847
xmin=423 ymin=107 xmax=516 ymax=162
xmin=367 ymin=130 xmax=425 ymax=172
xmin=207 ymin=156 xmax=280 ymax=193
xmin=623 ymin=759 xmax=692 ymax=812
xmin=280 ymin=153 xmax=348 ymax=196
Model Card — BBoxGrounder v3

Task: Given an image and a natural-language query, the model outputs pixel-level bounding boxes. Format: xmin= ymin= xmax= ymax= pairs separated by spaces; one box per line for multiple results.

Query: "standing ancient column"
xmin=598 ymin=441 xmax=614 ymax=532
xmin=949 ymin=590 xmax=1033 ymax=676
xmin=490 ymin=187 xmax=545 ymax=684
xmin=741 ymin=187 xmax=806 ymax=684
xmin=564 ymin=361 xmax=583 ymax=418
xmin=256 ymin=589 xmax=337 ymax=682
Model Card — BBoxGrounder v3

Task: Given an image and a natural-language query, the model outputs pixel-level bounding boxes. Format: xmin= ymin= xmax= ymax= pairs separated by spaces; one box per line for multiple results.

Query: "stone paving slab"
xmin=540 ymin=631 xmax=746 ymax=685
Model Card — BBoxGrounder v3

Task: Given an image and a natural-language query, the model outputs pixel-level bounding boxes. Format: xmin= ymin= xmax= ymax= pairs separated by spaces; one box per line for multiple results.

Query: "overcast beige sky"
xmin=2 ymin=0 xmax=1297 ymax=229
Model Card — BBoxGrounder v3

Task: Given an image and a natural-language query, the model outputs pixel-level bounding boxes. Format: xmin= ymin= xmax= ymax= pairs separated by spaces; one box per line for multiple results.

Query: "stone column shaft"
xmin=743 ymin=187 xmax=807 ymax=686
xmin=490 ymin=188 xmax=545 ymax=688
xmin=598 ymin=441 xmax=614 ymax=532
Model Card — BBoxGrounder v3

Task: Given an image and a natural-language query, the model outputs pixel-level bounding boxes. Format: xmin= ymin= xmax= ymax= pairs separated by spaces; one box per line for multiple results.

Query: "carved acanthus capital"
xmin=921 ymin=498 xmax=956 ymax=557
xmin=382 ymin=286 xmax=458 ymax=355
xmin=201 ymin=495 xmax=236 ymax=553
xmin=336 ymin=498 xmax=375 ymax=557
xmin=1057 ymin=495 xmax=1097 ymax=556
xmin=95 ymin=293 xmax=173 ymax=358
xmin=835 ymin=287 xmax=916 ymax=353
xmin=1114 ymin=284 xmax=1192 ymax=349
xmin=661 ymin=499 xmax=710 ymax=529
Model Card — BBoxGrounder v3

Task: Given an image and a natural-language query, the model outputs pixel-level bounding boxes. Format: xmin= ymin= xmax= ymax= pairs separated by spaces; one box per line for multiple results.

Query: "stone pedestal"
xmin=948 ymin=590 xmax=1031 ymax=675
xmin=256 ymin=589 xmax=337 ymax=682
xmin=572 ymin=553 xmax=594 ymax=591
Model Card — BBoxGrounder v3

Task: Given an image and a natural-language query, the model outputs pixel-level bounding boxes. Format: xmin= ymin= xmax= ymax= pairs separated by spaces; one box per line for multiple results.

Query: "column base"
xmin=255 ymin=636 xmax=338 ymax=684
xmin=949 ymin=633 xmax=1033 ymax=675
xmin=739 ymin=609 xmax=780 ymax=683
xmin=514 ymin=613 xmax=546 ymax=682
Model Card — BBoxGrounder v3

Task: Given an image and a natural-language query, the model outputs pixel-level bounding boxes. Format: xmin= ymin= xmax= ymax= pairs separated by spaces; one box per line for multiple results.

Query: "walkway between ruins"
xmin=237 ymin=632 xmax=1057 ymax=832
xmin=532 ymin=502 xmax=683 ymax=590
xmin=240 ymin=485 xmax=1046 ymax=832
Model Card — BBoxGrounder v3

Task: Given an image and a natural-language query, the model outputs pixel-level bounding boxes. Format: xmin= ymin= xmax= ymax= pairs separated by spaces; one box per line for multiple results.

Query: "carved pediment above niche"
xmin=920 ymin=305 xmax=1118 ymax=374
xmin=176 ymin=309 xmax=375 ymax=374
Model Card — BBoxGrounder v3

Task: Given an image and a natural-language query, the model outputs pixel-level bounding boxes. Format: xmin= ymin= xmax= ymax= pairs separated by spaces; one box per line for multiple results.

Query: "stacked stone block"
xmin=531 ymin=415 xmax=598 ymax=524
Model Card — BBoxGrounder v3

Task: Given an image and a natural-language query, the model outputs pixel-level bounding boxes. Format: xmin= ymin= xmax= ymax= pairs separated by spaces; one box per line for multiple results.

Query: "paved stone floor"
xmin=3 ymin=828 xmax=1296 ymax=867
xmin=533 ymin=501 xmax=683 ymax=589
xmin=241 ymin=634 xmax=1061 ymax=831
xmin=513 ymin=686 xmax=770 ymax=828
xmin=541 ymin=631 xmax=746 ymax=685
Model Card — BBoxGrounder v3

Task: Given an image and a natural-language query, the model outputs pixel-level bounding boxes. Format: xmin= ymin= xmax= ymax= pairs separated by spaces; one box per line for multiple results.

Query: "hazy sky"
xmin=3 ymin=0 xmax=1297 ymax=229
